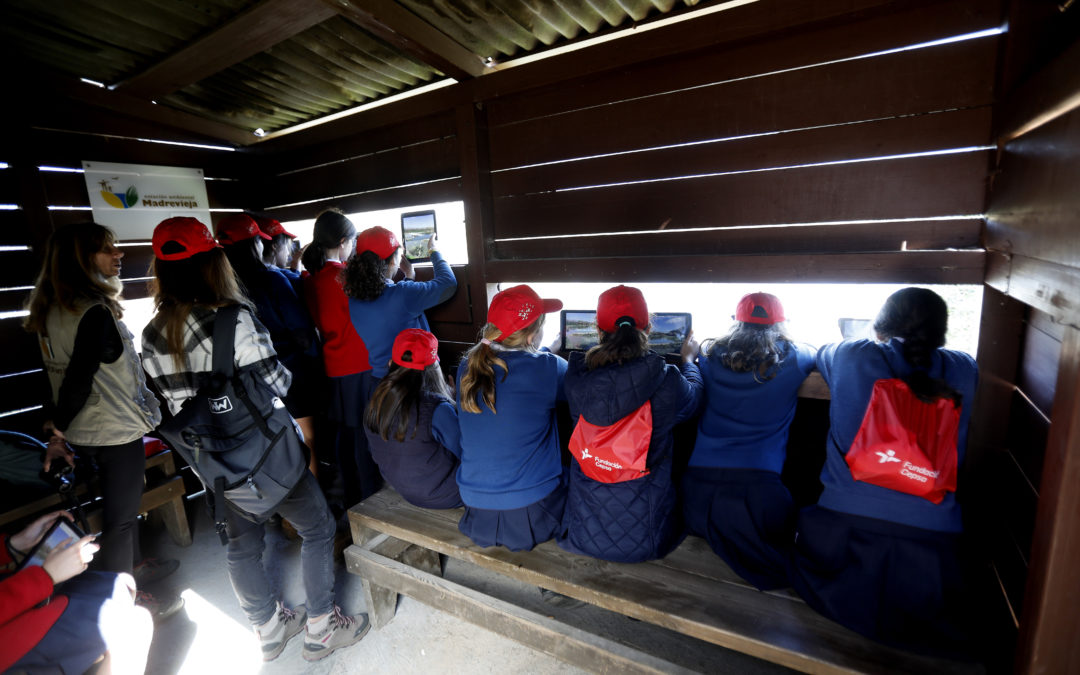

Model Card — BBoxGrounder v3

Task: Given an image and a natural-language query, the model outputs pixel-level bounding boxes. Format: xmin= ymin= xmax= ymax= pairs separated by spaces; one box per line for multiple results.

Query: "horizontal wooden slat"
xmin=0 ymin=288 xmax=30 ymax=314
xmin=0 ymin=407 xmax=47 ymax=439
xmin=986 ymin=106 xmax=1080 ymax=270
xmin=265 ymin=178 xmax=463 ymax=223
xmin=0 ymin=370 xmax=50 ymax=418
xmin=493 ymin=107 xmax=993 ymax=199
xmin=412 ymin=265 xmax=472 ymax=325
xmin=485 ymin=250 xmax=986 ymax=285
xmin=266 ymin=136 xmax=460 ymax=210
xmin=984 ymin=253 xmax=1080 ymax=330
xmin=121 ymin=278 xmax=152 ymax=301
xmin=0 ymin=170 xmax=18 ymax=205
xmin=0 ymin=250 xmax=41 ymax=288
xmin=42 ymin=171 xmax=248 ymax=210
xmin=0 ymin=211 xmax=35 ymax=246
xmin=493 ymin=151 xmax=991 ymax=240
xmin=488 ymin=21 xmax=999 ymax=170
xmin=1007 ymin=390 xmax=1049 ymax=495
xmin=0 ymin=318 xmax=41 ymax=374
xmin=118 ymin=245 xmax=155 ymax=281
xmin=486 ymin=0 xmax=1000 ymax=129
xmin=494 ymin=219 xmax=984 ymax=260
xmin=427 ymin=322 xmax=479 ymax=345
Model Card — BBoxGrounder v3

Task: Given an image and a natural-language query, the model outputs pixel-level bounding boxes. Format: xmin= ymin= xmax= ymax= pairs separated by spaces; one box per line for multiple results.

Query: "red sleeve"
xmin=0 ymin=564 xmax=55 ymax=626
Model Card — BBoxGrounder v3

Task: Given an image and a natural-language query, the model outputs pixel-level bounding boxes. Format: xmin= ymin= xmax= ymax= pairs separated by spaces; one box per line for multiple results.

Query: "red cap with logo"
xmin=254 ymin=215 xmax=296 ymax=239
xmin=735 ymin=292 xmax=786 ymax=325
xmin=355 ymin=226 xmax=401 ymax=259
xmin=392 ymin=328 xmax=439 ymax=370
xmin=597 ymin=285 xmax=649 ymax=333
xmin=152 ymin=217 xmax=221 ymax=261
xmin=216 ymin=213 xmax=271 ymax=246
xmin=487 ymin=284 xmax=563 ymax=342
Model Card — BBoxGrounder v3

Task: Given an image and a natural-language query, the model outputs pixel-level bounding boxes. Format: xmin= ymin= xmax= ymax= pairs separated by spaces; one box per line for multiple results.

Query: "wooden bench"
xmin=346 ymin=488 xmax=981 ymax=675
xmin=0 ymin=448 xmax=192 ymax=547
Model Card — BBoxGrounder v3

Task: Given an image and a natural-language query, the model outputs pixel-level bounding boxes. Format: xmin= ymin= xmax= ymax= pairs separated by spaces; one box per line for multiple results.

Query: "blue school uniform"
xmin=365 ymin=392 xmax=463 ymax=509
xmin=560 ymin=352 xmax=702 ymax=563
xmin=788 ymin=338 xmax=979 ymax=654
xmin=455 ymin=349 xmax=568 ymax=551
xmin=348 ymin=251 xmax=456 ymax=378
xmin=682 ymin=341 xmax=815 ymax=589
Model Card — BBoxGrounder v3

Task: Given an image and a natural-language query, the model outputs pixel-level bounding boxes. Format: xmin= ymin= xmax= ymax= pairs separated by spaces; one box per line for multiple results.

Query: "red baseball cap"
xmin=597 ymin=285 xmax=649 ymax=333
xmin=355 ymin=226 xmax=401 ymax=259
xmin=152 ymin=217 xmax=221 ymax=261
xmin=487 ymin=285 xmax=563 ymax=342
xmin=254 ymin=215 xmax=296 ymax=239
xmin=216 ymin=213 xmax=271 ymax=246
xmin=392 ymin=328 xmax=439 ymax=370
xmin=735 ymin=292 xmax=785 ymax=324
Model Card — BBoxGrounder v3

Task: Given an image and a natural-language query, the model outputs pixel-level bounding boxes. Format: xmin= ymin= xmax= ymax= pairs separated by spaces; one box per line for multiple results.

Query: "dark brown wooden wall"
xmin=980 ymin=2 xmax=1080 ymax=669
xmin=0 ymin=126 xmax=253 ymax=435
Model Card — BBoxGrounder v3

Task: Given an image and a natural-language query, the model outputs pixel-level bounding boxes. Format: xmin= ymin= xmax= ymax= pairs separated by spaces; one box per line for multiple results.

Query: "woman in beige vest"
xmin=24 ymin=222 xmax=180 ymax=621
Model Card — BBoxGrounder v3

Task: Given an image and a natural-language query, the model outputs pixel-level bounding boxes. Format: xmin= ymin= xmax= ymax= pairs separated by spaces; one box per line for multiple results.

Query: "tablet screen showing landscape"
xmin=401 ymin=210 xmax=436 ymax=261
xmin=561 ymin=311 xmax=691 ymax=353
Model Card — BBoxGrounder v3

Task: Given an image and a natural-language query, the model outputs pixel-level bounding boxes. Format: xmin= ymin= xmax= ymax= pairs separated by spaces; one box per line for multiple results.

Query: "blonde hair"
xmin=24 ymin=223 xmax=123 ymax=333
xmin=459 ymin=317 xmax=544 ymax=414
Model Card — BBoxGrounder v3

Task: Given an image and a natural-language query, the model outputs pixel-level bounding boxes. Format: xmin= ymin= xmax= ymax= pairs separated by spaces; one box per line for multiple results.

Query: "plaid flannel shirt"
xmin=141 ymin=305 xmax=291 ymax=416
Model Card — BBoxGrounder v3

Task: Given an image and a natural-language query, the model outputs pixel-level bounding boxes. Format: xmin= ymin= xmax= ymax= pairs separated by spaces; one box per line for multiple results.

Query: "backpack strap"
xmin=211 ymin=304 xmax=242 ymax=378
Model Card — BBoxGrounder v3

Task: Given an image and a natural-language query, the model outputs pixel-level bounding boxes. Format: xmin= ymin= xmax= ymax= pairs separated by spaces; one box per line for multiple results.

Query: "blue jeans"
xmin=224 ymin=471 xmax=335 ymax=625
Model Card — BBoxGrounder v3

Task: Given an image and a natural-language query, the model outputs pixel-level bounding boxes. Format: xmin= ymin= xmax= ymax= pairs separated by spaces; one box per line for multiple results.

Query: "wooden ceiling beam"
xmin=113 ymin=0 xmax=338 ymax=100
xmin=327 ymin=0 xmax=487 ymax=80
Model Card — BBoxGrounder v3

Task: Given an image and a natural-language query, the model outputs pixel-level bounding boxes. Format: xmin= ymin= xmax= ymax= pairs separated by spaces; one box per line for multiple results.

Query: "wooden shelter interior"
xmin=2 ymin=0 xmax=1079 ymax=672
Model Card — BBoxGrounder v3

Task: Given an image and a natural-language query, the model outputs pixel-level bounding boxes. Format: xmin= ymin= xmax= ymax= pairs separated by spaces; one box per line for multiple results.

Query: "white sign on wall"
xmin=82 ymin=161 xmax=212 ymax=241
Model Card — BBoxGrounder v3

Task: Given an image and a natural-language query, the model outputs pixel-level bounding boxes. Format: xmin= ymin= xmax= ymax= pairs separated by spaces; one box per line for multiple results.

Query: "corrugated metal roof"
xmin=4 ymin=0 xmax=718 ymax=140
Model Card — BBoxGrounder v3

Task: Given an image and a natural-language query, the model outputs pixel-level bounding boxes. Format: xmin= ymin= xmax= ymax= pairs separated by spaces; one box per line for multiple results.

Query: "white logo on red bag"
xmin=581 ymin=447 xmax=592 ymax=460
xmin=876 ymin=449 xmax=901 ymax=464
xmin=900 ymin=461 xmax=939 ymax=483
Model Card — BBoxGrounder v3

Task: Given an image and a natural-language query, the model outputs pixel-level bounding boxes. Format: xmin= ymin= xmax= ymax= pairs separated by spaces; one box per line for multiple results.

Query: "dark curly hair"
xmin=873 ymin=287 xmax=960 ymax=406
xmin=703 ymin=322 xmax=793 ymax=382
xmin=342 ymin=250 xmax=393 ymax=300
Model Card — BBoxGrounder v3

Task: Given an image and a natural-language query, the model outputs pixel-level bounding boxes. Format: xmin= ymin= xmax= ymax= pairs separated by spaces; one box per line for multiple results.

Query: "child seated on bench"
xmin=455 ymin=285 xmax=567 ymax=552
xmin=560 ymin=285 xmax=702 ymax=563
xmin=364 ymin=329 xmax=463 ymax=509
xmin=682 ymin=292 xmax=816 ymax=589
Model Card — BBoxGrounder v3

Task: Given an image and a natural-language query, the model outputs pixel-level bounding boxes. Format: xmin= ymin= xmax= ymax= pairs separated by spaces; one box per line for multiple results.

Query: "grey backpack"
xmin=157 ymin=305 xmax=307 ymax=543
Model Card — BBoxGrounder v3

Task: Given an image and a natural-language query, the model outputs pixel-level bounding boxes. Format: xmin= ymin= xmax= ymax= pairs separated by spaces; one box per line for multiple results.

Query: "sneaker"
xmin=132 ymin=558 xmax=180 ymax=587
xmin=257 ymin=604 xmax=307 ymax=662
xmin=135 ymin=590 xmax=184 ymax=622
xmin=302 ymin=607 xmax=370 ymax=662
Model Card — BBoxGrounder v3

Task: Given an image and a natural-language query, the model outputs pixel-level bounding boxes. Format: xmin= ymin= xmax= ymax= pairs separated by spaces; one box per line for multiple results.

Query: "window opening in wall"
xmin=501 ymin=282 xmax=983 ymax=358
xmin=282 ymin=201 xmax=468 ymax=268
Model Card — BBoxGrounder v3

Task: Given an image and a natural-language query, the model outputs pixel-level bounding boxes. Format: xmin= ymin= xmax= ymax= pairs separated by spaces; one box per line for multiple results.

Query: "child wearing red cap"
xmin=301 ymin=210 xmax=382 ymax=507
xmin=682 ymin=292 xmax=816 ymax=589
xmin=455 ymin=285 xmax=568 ymax=551
xmin=142 ymin=216 xmax=370 ymax=662
xmin=560 ymin=285 xmax=703 ymax=563
xmin=363 ymin=329 xmax=462 ymax=509
xmin=343 ymin=226 xmax=456 ymax=380
xmin=218 ymin=214 xmax=323 ymax=477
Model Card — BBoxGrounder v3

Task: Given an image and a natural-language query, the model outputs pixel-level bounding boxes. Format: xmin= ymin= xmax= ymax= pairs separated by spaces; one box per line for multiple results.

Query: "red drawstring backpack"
xmin=568 ymin=401 xmax=653 ymax=483
xmin=845 ymin=376 xmax=960 ymax=504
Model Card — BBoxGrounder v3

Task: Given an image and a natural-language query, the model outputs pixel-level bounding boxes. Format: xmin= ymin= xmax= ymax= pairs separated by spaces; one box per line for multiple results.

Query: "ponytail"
xmin=460 ymin=319 xmax=543 ymax=414
xmin=302 ymin=209 xmax=354 ymax=273
xmin=584 ymin=323 xmax=648 ymax=370
xmin=873 ymin=287 xmax=961 ymax=406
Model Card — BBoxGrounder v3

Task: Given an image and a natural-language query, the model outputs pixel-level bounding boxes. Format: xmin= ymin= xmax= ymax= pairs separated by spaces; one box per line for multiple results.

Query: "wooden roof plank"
xmin=330 ymin=0 xmax=488 ymax=80
xmin=114 ymin=0 xmax=339 ymax=99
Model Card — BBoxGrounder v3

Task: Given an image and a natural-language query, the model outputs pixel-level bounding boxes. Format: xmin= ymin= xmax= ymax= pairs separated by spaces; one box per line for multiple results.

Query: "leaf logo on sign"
xmin=98 ymin=178 xmax=138 ymax=209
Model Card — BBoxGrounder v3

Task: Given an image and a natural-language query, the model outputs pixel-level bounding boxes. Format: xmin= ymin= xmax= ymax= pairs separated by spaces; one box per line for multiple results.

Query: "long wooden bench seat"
xmin=347 ymin=487 xmax=982 ymax=675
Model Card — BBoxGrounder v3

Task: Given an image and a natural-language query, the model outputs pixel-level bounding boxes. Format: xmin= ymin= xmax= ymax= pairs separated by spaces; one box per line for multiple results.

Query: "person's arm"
xmin=672 ymin=360 xmax=704 ymax=424
xmin=795 ymin=343 xmax=818 ymax=375
xmin=553 ymin=354 xmax=569 ymax=403
xmin=815 ymin=342 xmax=839 ymax=385
xmin=234 ymin=308 xmax=292 ymax=398
xmin=431 ymin=401 xmax=462 ymax=459
xmin=402 ymin=250 xmax=458 ymax=314
xmin=267 ymin=270 xmax=316 ymax=352
xmin=53 ymin=305 xmax=122 ymax=433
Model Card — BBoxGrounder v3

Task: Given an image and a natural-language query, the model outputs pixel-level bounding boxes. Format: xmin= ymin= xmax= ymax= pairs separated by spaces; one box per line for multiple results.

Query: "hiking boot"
xmin=302 ymin=607 xmax=370 ymax=661
xmin=135 ymin=590 xmax=184 ymax=622
xmin=257 ymin=604 xmax=307 ymax=662
xmin=132 ymin=558 xmax=180 ymax=587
